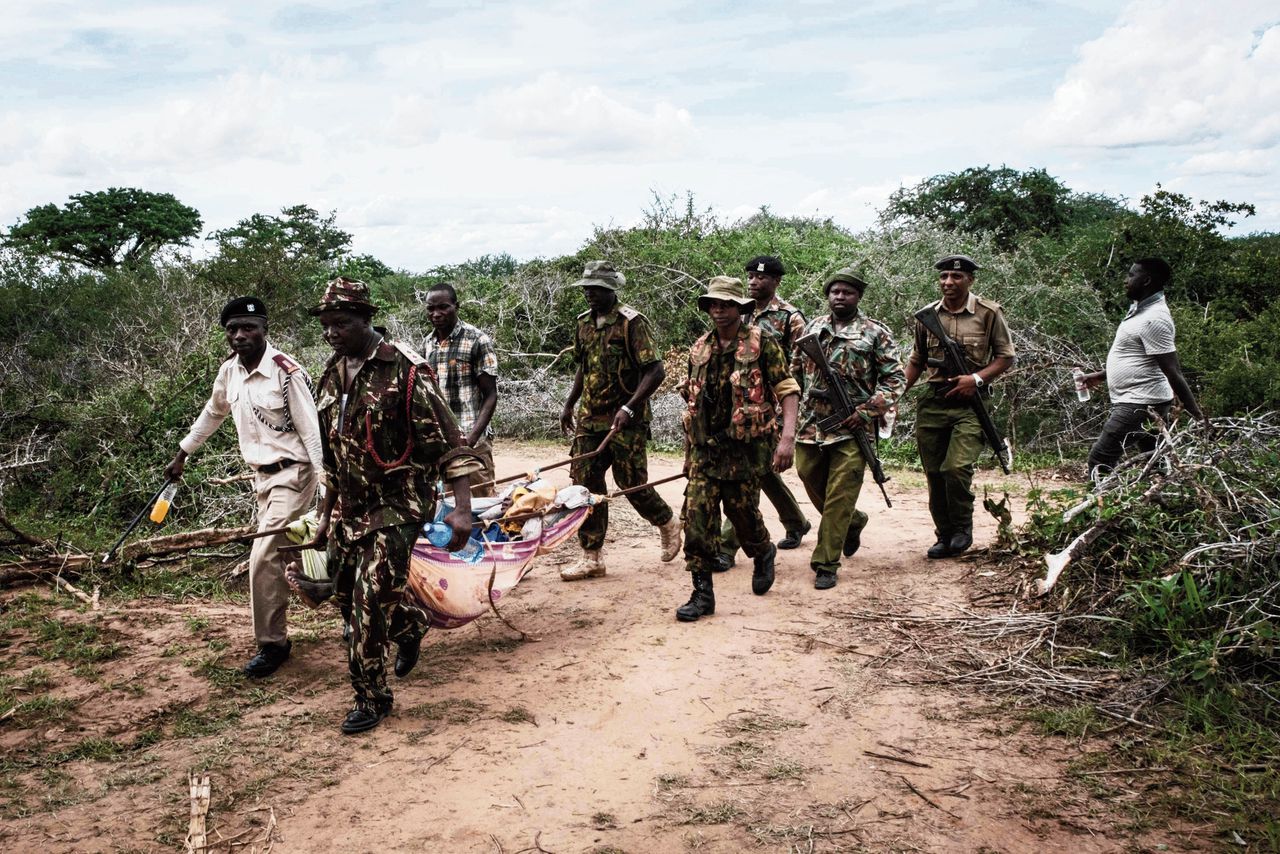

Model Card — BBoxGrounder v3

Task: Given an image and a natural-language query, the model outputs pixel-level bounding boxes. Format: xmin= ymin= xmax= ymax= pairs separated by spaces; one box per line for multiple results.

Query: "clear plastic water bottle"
xmin=1072 ymin=367 xmax=1091 ymax=402
xmin=878 ymin=406 xmax=897 ymax=440
xmin=149 ymin=482 xmax=178 ymax=524
xmin=424 ymin=521 xmax=485 ymax=564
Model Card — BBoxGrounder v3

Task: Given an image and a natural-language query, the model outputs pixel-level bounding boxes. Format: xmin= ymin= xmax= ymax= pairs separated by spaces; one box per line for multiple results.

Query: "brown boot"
xmin=658 ymin=517 xmax=683 ymax=562
xmin=560 ymin=549 xmax=605 ymax=581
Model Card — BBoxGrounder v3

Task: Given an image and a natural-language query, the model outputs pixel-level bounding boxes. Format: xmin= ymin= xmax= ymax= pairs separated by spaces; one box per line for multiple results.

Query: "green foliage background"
xmin=2 ymin=172 xmax=1279 ymax=541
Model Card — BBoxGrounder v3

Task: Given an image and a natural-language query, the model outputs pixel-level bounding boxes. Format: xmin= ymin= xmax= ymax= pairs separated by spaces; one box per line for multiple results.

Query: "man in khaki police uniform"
xmin=166 ymin=297 xmax=321 ymax=677
xmin=902 ymin=256 xmax=1014 ymax=559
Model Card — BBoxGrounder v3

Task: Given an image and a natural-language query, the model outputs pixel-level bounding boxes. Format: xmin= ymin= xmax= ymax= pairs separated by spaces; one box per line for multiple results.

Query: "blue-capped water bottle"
xmin=424 ymin=521 xmax=485 ymax=564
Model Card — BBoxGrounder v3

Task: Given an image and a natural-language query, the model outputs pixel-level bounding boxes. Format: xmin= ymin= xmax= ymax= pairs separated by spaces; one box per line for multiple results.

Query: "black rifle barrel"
xmin=913 ymin=307 xmax=1012 ymax=474
xmin=794 ymin=333 xmax=892 ymax=507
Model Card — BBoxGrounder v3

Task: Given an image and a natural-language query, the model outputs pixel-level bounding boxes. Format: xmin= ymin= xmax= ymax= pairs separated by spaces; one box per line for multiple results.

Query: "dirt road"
xmin=0 ymin=443 xmax=1184 ymax=852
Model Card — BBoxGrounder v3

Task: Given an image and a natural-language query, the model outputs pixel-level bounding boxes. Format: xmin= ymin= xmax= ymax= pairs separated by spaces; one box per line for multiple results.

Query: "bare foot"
xmin=286 ymin=563 xmax=333 ymax=609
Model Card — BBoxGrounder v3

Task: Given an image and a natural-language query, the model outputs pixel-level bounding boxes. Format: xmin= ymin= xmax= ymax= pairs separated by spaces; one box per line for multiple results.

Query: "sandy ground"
xmin=0 ymin=442 xmax=1196 ymax=853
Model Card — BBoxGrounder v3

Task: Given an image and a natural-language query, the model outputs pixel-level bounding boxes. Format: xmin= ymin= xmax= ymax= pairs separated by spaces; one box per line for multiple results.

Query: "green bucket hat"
xmin=697 ymin=276 xmax=756 ymax=312
xmin=823 ymin=265 xmax=871 ymax=294
xmin=310 ymin=276 xmax=379 ymax=316
xmin=571 ymin=260 xmax=626 ymax=291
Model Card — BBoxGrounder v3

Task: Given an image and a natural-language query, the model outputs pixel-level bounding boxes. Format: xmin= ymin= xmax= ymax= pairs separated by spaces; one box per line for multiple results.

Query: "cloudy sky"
xmin=2 ymin=0 xmax=1277 ymax=270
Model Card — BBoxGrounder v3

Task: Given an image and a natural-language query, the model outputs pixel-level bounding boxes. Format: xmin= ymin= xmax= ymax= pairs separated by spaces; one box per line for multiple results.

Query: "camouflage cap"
xmin=571 ymin=260 xmax=626 ymax=291
xmin=310 ymin=276 xmax=378 ymax=316
xmin=824 ymin=265 xmax=871 ymax=294
xmin=697 ymin=275 xmax=756 ymax=312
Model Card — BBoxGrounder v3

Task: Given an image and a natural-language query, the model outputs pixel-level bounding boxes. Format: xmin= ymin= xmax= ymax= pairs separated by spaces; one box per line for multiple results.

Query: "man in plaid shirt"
xmin=423 ymin=283 xmax=499 ymax=495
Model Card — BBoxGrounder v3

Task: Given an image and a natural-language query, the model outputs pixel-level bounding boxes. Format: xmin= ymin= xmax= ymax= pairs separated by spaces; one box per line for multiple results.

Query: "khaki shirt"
xmin=180 ymin=343 xmax=323 ymax=470
xmin=908 ymin=293 xmax=1015 ymax=384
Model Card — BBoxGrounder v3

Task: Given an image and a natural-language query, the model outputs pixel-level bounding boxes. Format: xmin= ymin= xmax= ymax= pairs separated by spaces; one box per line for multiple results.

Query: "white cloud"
xmin=1030 ymin=1 xmax=1280 ymax=149
xmin=477 ymin=72 xmax=696 ymax=158
xmin=1178 ymin=148 xmax=1275 ymax=176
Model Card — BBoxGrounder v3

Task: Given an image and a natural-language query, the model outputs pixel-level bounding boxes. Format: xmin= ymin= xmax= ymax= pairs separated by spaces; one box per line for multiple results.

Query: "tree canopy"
xmin=882 ymin=166 xmax=1123 ymax=249
xmin=4 ymin=188 xmax=202 ymax=270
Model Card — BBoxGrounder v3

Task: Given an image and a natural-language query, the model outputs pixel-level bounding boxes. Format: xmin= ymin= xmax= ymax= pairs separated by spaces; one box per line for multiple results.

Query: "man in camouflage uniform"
xmin=559 ymin=261 xmax=682 ymax=580
xmin=715 ymin=255 xmax=811 ymax=571
xmin=310 ymin=278 xmax=483 ymax=734
xmin=792 ymin=267 xmax=906 ymax=589
xmin=677 ymin=276 xmax=800 ymax=622
xmin=903 ymin=255 xmax=1015 ymax=559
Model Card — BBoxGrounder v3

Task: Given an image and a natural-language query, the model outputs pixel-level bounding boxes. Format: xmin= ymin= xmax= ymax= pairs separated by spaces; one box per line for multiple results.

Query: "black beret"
xmin=745 ymin=255 xmax=785 ymax=277
xmin=220 ymin=296 xmax=267 ymax=327
xmin=934 ymin=255 xmax=980 ymax=273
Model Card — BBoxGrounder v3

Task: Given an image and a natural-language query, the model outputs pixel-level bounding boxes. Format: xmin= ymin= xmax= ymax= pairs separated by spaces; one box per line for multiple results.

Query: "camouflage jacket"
xmin=682 ymin=325 xmax=800 ymax=479
xmin=317 ymin=339 xmax=482 ymax=543
xmin=791 ymin=312 xmax=907 ymax=446
xmin=573 ymin=305 xmax=660 ymax=432
xmin=753 ymin=295 xmax=807 ymax=359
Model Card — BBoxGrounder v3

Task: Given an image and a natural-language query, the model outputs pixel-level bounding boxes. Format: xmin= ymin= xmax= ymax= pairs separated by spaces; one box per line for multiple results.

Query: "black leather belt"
xmin=257 ymin=459 xmax=299 ymax=475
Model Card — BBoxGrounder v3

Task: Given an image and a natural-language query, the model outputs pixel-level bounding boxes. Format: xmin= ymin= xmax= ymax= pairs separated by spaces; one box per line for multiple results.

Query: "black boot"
xmin=751 ymin=543 xmax=776 ymax=595
xmin=926 ymin=530 xmax=954 ymax=560
xmin=243 ymin=640 xmax=291 ymax=678
xmin=713 ymin=553 xmax=734 ymax=572
xmin=394 ymin=636 xmax=421 ymax=678
xmin=777 ymin=520 xmax=811 ymax=550
xmin=948 ymin=527 xmax=973 ymax=555
xmin=676 ymin=571 xmax=715 ymax=622
xmin=341 ymin=700 xmax=389 ymax=735
xmin=842 ymin=524 xmax=862 ymax=557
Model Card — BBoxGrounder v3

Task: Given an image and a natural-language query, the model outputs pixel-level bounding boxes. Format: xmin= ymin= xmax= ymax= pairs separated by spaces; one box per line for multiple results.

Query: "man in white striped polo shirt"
xmin=1079 ymin=257 xmax=1210 ymax=479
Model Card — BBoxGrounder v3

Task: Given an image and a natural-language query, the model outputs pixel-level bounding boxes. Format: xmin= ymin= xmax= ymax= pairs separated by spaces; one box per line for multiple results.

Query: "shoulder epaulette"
xmin=392 ymin=341 xmax=429 ymax=367
xmin=272 ymin=352 xmax=303 ymax=374
xmin=617 ymin=305 xmax=642 ymax=321
xmin=975 ymin=295 xmax=1004 ymax=312
xmin=576 ymin=308 xmax=592 ymax=321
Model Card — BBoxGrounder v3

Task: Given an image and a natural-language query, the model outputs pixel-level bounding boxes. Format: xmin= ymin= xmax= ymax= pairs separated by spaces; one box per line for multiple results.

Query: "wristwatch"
xmin=620 ymin=404 xmax=636 ymax=418
xmin=971 ymin=373 xmax=985 ymax=388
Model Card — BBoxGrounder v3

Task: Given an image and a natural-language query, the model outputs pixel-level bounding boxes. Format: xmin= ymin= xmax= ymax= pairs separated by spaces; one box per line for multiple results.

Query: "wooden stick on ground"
xmin=185 ymin=772 xmax=211 ymax=854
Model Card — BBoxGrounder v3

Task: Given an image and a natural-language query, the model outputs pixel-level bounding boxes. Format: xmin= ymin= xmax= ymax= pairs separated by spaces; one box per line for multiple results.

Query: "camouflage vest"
xmin=682 ymin=326 xmax=777 ymax=443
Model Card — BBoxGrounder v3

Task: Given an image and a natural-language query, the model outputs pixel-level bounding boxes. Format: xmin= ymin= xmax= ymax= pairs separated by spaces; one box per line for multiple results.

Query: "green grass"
xmin=682 ymin=800 xmax=744 ymax=825
xmin=1027 ymin=704 xmax=1101 ymax=737
xmin=499 ymin=705 xmax=536 ymax=725
xmin=406 ymin=698 xmax=487 ymax=724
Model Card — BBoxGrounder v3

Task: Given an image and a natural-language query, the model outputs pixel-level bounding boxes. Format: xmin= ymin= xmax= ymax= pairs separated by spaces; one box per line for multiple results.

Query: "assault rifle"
xmin=913 ymin=307 xmax=1012 ymax=474
xmin=794 ymin=332 xmax=892 ymax=507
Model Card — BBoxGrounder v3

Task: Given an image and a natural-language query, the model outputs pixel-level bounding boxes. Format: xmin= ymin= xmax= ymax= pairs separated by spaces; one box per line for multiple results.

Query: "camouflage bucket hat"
xmin=310 ymin=276 xmax=379 ymax=316
xmin=824 ymin=265 xmax=871 ymax=294
xmin=572 ymin=260 xmax=626 ymax=291
xmin=697 ymin=275 xmax=756 ymax=312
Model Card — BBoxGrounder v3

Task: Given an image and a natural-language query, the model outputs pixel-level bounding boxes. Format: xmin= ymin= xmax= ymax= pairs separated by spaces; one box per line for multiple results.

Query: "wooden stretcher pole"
xmin=448 ymin=427 xmax=620 ymax=496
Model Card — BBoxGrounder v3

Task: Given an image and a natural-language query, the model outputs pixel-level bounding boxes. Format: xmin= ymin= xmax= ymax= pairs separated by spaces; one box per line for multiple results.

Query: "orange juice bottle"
xmin=150 ymin=482 xmax=178 ymax=524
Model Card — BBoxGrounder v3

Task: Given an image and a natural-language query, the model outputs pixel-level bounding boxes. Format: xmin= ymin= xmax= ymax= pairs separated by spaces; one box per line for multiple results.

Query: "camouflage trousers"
xmin=915 ymin=391 xmax=985 ymax=538
xmin=571 ymin=427 xmax=674 ymax=550
xmin=718 ymin=467 xmax=807 ymax=558
xmin=330 ymin=522 xmax=430 ymax=711
xmin=682 ymin=465 xmax=771 ymax=574
xmin=795 ymin=440 xmax=868 ymax=575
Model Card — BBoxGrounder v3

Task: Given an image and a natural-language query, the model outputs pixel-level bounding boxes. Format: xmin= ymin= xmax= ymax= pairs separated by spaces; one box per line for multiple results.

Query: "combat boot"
xmin=751 ymin=543 xmax=776 ymax=595
xmin=926 ymin=530 xmax=954 ymax=560
xmin=948 ymin=527 xmax=973 ymax=555
xmin=675 ymin=571 xmax=715 ymax=622
xmin=658 ymin=517 xmax=683 ymax=562
xmin=560 ymin=549 xmax=605 ymax=581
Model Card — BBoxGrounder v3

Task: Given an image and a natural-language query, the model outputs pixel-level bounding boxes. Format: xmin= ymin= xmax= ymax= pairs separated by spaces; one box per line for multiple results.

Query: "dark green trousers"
xmin=717 ymin=467 xmax=807 ymax=558
xmin=571 ymin=427 xmax=673 ymax=550
xmin=915 ymin=391 xmax=986 ymax=538
xmin=795 ymin=441 xmax=868 ymax=575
